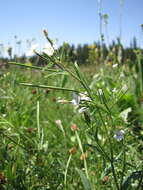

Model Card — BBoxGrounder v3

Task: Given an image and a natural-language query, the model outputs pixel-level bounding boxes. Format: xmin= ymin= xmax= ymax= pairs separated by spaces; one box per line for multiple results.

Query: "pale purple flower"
xmin=114 ymin=130 xmax=125 ymax=141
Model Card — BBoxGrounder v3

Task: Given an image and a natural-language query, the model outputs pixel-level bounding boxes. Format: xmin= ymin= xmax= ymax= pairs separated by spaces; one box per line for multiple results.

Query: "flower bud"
xmin=69 ymin=147 xmax=77 ymax=154
xmin=43 ymin=29 xmax=48 ymax=37
xmin=71 ymin=124 xmax=79 ymax=131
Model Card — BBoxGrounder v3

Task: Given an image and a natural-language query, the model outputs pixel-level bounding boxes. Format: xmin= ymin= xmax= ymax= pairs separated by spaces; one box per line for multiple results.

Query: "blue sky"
xmin=0 ymin=0 xmax=143 ymax=50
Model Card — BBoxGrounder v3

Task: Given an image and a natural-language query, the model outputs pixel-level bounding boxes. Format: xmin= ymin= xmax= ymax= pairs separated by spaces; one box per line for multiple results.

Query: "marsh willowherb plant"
xmin=8 ymin=30 xmax=143 ymax=190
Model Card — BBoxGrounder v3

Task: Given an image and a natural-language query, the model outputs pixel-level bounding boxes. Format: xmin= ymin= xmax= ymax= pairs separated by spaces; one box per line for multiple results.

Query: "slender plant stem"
xmin=120 ymin=141 xmax=126 ymax=188
xmin=64 ymin=154 xmax=72 ymax=186
xmin=97 ymin=98 xmax=120 ymax=190
xmin=75 ymin=131 xmax=89 ymax=179
xmin=9 ymin=61 xmax=57 ymax=72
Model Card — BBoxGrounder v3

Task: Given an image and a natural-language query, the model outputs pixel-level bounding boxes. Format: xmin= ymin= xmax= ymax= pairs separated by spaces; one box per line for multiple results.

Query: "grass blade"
xmin=20 ymin=82 xmax=81 ymax=93
xmin=76 ymin=168 xmax=92 ymax=190
xmin=121 ymin=170 xmax=143 ymax=189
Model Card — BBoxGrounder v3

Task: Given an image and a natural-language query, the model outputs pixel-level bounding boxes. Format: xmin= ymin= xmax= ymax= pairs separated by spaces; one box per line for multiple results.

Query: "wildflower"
xmin=98 ymin=89 xmax=103 ymax=96
xmin=80 ymin=152 xmax=88 ymax=160
xmin=55 ymin=120 xmax=65 ymax=135
xmin=71 ymin=92 xmax=80 ymax=106
xmin=42 ymin=43 xmax=54 ymax=56
xmin=112 ymin=88 xmax=117 ymax=93
xmin=71 ymin=99 xmax=79 ymax=106
xmin=26 ymin=44 xmax=38 ymax=57
xmin=55 ymin=120 xmax=62 ymax=126
xmin=69 ymin=147 xmax=77 ymax=154
xmin=71 ymin=92 xmax=91 ymax=107
xmin=71 ymin=124 xmax=79 ymax=131
xmin=80 ymin=93 xmax=91 ymax=101
xmin=114 ymin=130 xmax=125 ymax=141
xmin=78 ymin=107 xmax=87 ymax=113
xmin=112 ymin=63 xmax=118 ymax=68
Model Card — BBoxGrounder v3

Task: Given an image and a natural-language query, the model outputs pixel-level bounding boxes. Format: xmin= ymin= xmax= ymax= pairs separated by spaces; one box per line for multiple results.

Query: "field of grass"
xmin=0 ymin=36 xmax=143 ymax=190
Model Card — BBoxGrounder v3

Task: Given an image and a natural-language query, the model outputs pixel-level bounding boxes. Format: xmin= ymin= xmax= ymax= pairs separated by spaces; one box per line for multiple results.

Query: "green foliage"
xmin=0 ymin=33 xmax=143 ymax=190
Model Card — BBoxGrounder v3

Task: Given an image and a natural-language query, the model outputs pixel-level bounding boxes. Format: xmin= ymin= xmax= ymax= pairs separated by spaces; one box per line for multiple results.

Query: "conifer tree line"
xmin=0 ymin=37 xmax=142 ymax=68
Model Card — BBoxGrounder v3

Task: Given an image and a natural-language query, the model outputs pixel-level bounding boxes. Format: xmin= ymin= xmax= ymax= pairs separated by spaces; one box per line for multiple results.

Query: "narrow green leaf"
xmin=20 ymin=82 xmax=80 ymax=93
xmin=61 ymin=74 xmax=68 ymax=87
xmin=121 ymin=170 xmax=143 ymax=189
xmin=8 ymin=62 xmax=57 ymax=72
xmin=76 ymin=168 xmax=92 ymax=190
xmin=73 ymin=62 xmax=91 ymax=97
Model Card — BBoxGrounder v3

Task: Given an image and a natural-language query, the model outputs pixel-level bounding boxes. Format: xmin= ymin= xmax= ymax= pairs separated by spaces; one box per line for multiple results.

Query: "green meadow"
xmin=0 ymin=32 xmax=143 ymax=190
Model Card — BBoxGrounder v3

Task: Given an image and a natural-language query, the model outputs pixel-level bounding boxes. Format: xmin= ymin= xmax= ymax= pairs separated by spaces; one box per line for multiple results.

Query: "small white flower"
xmin=26 ymin=44 xmax=38 ymax=57
xmin=42 ymin=43 xmax=54 ymax=56
xmin=80 ymin=93 xmax=91 ymax=101
xmin=112 ymin=88 xmax=117 ymax=93
xmin=98 ymin=89 xmax=103 ymax=95
xmin=114 ymin=130 xmax=125 ymax=141
xmin=112 ymin=64 xmax=118 ymax=68
xmin=71 ymin=99 xmax=78 ymax=106
xmin=55 ymin=120 xmax=62 ymax=126
xmin=71 ymin=92 xmax=81 ymax=106
xmin=71 ymin=92 xmax=91 ymax=107
xmin=55 ymin=120 xmax=65 ymax=136
xmin=78 ymin=107 xmax=87 ymax=113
